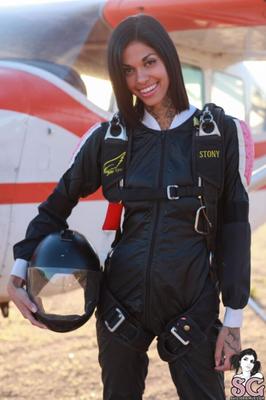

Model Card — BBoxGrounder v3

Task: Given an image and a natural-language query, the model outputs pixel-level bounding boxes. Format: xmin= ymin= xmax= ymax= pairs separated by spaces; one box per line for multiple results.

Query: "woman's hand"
xmin=214 ymin=326 xmax=241 ymax=371
xmin=7 ymin=275 xmax=47 ymax=329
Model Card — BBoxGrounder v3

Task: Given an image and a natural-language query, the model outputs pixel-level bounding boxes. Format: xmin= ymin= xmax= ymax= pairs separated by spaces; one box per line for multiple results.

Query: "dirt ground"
xmin=0 ymin=224 xmax=265 ymax=400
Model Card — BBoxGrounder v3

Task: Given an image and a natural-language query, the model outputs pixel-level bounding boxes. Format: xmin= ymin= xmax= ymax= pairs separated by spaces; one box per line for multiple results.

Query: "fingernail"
xmin=31 ymin=305 xmax=37 ymax=313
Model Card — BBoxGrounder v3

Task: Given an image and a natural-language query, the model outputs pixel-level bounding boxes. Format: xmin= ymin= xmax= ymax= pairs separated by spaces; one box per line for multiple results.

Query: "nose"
xmin=245 ymin=361 xmax=252 ymax=370
xmin=136 ymin=68 xmax=149 ymax=84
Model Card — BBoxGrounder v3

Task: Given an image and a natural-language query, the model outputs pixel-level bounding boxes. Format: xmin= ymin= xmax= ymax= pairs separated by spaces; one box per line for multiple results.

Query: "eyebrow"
xmin=122 ymin=52 xmax=157 ymax=67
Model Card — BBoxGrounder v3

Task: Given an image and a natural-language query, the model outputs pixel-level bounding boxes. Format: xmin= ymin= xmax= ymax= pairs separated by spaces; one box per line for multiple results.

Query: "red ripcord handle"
xmin=102 ymin=202 xmax=123 ymax=230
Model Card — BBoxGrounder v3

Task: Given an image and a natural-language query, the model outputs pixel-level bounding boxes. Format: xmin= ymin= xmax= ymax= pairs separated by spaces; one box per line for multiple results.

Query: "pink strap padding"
xmin=239 ymin=120 xmax=254 ymax=185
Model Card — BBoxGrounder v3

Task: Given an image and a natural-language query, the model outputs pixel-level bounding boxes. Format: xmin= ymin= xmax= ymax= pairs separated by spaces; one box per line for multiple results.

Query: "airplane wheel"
xmin=0 ymin=302 xmax=9 ymax=318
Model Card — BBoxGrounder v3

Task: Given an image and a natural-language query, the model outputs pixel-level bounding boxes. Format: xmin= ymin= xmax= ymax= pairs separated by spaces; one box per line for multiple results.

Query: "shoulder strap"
xmin=101 ymin=113 xmax=128 ymax=245
xmin=101 ymin=112 xmax=128 ymax=202
xmin=192 ymin=103 xmax=225 ymax=253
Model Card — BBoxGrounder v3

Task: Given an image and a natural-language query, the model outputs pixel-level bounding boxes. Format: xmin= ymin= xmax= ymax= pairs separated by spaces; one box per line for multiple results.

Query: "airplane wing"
xmin=0 ymin=0 xmax=265 ymax=82
xmin=103 ymin=0 xmax=266 ymax=68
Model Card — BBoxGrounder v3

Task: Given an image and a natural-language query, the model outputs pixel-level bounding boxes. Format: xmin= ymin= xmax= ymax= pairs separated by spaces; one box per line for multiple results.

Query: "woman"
xmin=8 ymin=14 xmax=251 ymax=400
xmin=231 ymin=349 xmax=263 ymax=383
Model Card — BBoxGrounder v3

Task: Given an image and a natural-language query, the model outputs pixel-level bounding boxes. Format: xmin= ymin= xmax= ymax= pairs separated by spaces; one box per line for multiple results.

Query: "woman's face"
xmin=122 ymin=41 xmax=170 ymax=110
xmin=240 ymin=354 xmax=255 ymax=373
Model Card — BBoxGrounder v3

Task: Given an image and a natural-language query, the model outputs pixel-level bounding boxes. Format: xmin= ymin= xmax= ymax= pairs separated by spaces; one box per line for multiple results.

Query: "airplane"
xmin=0 ymin=0 xmax=266 ymax=317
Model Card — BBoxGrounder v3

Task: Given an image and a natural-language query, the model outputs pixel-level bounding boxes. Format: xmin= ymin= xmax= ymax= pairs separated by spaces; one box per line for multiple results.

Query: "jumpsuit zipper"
xmin=144 ymin=132 xmax=166 ymax=328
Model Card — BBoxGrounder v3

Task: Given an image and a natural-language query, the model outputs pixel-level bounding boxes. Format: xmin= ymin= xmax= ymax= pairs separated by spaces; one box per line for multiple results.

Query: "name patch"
xmin=199 ymin=150 xmax=220 ymax=158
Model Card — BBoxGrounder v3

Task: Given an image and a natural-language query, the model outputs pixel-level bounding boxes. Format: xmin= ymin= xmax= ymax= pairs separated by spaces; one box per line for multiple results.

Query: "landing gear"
xmin=0 ymin=302 xmax=9 ymax=317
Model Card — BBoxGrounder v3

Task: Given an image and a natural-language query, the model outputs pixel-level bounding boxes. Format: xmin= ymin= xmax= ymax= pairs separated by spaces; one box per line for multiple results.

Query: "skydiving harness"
xmin=97 ymin=277 xmax=220 ymax=359
xmin=101 ymin=103 xmax=225 ymax=253
xmin=98 ymin=104 xmax=225 ymax=361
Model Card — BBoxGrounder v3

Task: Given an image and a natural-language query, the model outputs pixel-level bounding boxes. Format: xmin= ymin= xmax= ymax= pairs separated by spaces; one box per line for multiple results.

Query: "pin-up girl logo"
xmin=230 ymin=348 xmax=265 ymax=399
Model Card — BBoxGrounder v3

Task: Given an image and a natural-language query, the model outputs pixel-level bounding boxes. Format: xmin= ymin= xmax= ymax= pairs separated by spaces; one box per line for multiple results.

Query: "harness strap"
xmin=157 ymin=314 xmax=209 ymax=362
xmin=157 ymin=281 xmax=220 ymax=362
xmin=97 ymin=285 xmax=154 ymax=352
xmin=202 ymin=184 xmax=219 ymax=252
xmin=193 ymin=104 xmax=225 ymax=254
xmin=97 ymin=280 xmax=219 ymax=360
xmin=117 ymin=185 xmax=204 ymax=202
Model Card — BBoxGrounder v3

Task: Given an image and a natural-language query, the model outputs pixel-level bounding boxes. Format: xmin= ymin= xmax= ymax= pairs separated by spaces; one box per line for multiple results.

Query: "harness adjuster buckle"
xmin=170 ymin=327 xmax=190 ymax=346
xmin=167 ymin=185 xmax=179 ymax=200
xmin=104 ymin=307 xmax=126 ymax=332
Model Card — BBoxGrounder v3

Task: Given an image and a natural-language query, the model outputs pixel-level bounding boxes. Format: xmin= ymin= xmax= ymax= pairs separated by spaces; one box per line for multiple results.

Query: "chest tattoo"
xmin=146 ymin=97 xmax=177 ymax=130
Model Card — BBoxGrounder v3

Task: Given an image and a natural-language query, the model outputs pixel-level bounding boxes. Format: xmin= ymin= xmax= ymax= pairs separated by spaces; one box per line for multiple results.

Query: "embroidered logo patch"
xmin=103 ymin=152 xmax=126 ymax=176
xmin=199 ymin=150 xmax=220 ymax=158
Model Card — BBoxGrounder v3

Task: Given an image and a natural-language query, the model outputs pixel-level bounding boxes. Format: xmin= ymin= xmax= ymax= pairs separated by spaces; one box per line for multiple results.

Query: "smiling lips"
xmin=139 ymin=83 xmax=158 ymax=97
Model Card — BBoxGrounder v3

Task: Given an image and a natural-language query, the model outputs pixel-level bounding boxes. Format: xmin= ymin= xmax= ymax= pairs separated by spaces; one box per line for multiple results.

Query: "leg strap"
xmin=157 ymin=314 xmax=212 ymax=362
xmin=97 ymin=286 xmax=154 ymax=352
xmin=157 ymin=282 xmax=219 ymax=363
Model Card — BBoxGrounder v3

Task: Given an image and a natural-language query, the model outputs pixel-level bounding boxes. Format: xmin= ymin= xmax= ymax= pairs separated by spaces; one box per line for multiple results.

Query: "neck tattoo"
xmin=146 ymin=97 xmax=177 ymax=130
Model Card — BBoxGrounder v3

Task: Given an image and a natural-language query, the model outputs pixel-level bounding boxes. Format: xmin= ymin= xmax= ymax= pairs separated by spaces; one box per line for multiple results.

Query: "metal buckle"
xmin=199 ymin=119 xmax=221 ymax=137
xmin=199 ymin=107 xmax=221 ymax=136
xmin=194 ymin=205 xmax=212 ymax=235
xmin=167 ymin=185 xmax=179 ymax=200
xmin=170 ymin=327 xmax=190 ymax=346
xmin=104 ymin=117 xmax=128 ymax=141
xmin=104 ymin=308 xmax=126 ymax=332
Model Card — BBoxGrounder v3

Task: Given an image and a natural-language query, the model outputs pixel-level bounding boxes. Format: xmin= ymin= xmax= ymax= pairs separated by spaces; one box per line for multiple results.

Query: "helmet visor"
xmin=27 ymin=267 xmax=88 ymax=317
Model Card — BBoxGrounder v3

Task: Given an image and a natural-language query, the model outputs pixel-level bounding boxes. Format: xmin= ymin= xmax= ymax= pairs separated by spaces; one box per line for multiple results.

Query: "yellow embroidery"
xmin=103 ymin=152 xmax=126 ymax=176
xmin=199 ymin=150 xmax=220 ymax=158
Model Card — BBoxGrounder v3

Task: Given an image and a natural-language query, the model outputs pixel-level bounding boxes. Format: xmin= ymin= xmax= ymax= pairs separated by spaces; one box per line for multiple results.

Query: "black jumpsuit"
xmin=14 ymin=109 xmax=251 ymax=400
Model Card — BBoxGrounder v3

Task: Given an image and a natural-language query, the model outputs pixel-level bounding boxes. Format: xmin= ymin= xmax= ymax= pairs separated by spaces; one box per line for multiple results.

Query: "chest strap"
xmin=117 ymin=185 xmax=204 ymax=202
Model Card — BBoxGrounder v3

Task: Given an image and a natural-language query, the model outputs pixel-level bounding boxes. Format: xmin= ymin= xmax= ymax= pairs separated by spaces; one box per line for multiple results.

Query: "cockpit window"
xmin=181 ymin=64 xmax=204 ymax=109
xmin=250 ymin=86 xmax=266 ymax=135
xmin=211 ymin=71 xmax=245 ymax=120
xmin=81 ymin=75 xmax=113 ymax=111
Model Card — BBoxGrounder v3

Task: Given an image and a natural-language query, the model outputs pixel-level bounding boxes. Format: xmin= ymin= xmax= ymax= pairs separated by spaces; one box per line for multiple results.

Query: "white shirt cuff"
xmin=11 ymin=259 xmax=29 ymax=280
xmin=223 ymin=307 xmax=243 ymax=327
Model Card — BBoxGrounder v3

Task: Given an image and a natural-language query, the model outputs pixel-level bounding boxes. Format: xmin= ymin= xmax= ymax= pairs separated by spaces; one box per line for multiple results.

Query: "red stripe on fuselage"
xmin=1 ymin=66 xmax=266 ymax=204
xmin=1 ymin=140 xmax=266 ymax=205
xmin=0 ymin=67 xmax=104 ymax=137
xmin=255 ymin=141 xmax=266 ymax=159
xmin=0 ymin=183 xmax=104 ymax=205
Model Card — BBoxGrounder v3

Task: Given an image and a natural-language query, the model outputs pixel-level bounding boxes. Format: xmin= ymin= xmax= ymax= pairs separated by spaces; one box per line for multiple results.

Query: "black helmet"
xmin=27 ymin=229 xmax=102 ymax=333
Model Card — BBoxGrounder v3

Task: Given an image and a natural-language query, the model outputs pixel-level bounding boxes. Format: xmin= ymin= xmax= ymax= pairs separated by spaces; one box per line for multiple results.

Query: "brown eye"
xmin=123 ymin=67 xmax=134 ymax=76
xmin=145 ymin=59 xmax=156 ymax=67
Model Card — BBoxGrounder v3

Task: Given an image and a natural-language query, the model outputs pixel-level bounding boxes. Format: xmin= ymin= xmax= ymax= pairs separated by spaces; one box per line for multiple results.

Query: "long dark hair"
xmin=107 ymin=14 xmax=189 ymax=128
xmin=230 ymin=348 xmax=261 ymax=376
